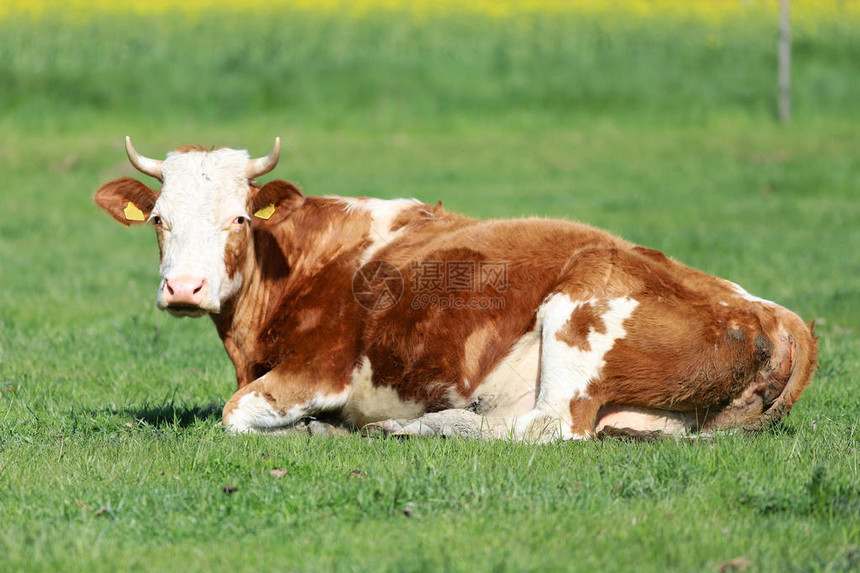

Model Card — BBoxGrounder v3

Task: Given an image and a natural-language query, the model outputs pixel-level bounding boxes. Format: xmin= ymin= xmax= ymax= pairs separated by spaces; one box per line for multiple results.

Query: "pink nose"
xmin=163 ymin=276 xmax=208 ymax=307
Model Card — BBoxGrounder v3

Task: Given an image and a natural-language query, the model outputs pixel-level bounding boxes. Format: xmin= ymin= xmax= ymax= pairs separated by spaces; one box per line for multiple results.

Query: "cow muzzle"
xmin=160 ymin=275 xmax=211 ymax=316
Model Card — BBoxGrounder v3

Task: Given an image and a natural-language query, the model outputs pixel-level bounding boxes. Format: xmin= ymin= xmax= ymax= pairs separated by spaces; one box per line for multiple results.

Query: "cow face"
xmin=95 ymin=138 xmax=302 ymax=317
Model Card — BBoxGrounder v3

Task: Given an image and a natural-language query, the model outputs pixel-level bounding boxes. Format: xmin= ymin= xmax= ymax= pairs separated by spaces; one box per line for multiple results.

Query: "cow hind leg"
xmin=364 ymin=283 xmax=816 ymax=442
xmin=507 ymin=292 xmax=641 ymax=441
xmin=591 ymin=303 xmax=816 ymax=437
xmin=581 ymin=319 xmax=814 ymax=439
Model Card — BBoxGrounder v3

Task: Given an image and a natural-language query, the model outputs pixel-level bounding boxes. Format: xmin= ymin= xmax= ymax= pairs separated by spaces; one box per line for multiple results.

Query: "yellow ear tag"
xmin=254 ymin=203 xmax=276 ymax=220
xmin=123 ymin=202 xmax=146 ymax=222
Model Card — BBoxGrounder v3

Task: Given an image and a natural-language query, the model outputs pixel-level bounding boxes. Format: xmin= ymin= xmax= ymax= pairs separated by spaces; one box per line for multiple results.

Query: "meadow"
xmin=1 ymin=1 xmax=859 ymax=571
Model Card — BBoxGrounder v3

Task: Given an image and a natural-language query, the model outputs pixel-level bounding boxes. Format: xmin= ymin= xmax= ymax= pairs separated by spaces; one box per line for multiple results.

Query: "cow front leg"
xmin=222 ymin=370 xmax=349 ymax=434
xmin=362 ymin=409 xmax=508 ymax=440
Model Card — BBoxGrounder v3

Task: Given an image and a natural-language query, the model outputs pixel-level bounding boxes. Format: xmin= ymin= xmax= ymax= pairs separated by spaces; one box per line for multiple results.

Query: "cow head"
xmin=95 ymin=137 xmax=303 ymax=317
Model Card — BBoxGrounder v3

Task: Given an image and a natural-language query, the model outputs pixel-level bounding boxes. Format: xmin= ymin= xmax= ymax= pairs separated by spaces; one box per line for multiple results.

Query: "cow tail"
xmin=744 ymin=319 xmax=818 ymax=433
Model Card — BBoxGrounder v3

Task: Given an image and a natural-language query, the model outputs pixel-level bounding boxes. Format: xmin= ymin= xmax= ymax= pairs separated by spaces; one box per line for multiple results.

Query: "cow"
xmin=94 ymin=137 xmax=817 ymax=441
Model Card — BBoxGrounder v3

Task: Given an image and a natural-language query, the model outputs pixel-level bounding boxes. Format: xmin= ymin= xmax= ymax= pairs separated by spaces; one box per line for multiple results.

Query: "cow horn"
xmin=246 ymin=137 xmax=281 ymax=179
xmin=125 ymin=136 xmax=163 ymax=181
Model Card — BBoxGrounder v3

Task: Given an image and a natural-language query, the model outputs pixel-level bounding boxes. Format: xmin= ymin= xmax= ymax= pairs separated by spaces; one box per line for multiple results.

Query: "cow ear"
xmin=249 ymin=179 xmax=305 ymax=225
xmin=94 ymin=177 xmax=159 ymax=227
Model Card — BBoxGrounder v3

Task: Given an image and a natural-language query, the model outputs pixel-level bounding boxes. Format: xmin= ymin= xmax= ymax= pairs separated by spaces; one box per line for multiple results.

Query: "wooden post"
xmin=778 ymin=0 xmax=791 ymax=123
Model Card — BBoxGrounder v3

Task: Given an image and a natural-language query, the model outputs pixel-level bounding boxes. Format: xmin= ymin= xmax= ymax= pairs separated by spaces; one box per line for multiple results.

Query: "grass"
xmin=1 ymin=4 xmax=859 ymax=572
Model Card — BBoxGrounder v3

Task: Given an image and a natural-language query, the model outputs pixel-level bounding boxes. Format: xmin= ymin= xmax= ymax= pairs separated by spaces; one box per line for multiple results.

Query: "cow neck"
xmin=210 ymin=274 xmax=268 ymax=387
xmin=210 ymin=196 xmax=373 ymax=386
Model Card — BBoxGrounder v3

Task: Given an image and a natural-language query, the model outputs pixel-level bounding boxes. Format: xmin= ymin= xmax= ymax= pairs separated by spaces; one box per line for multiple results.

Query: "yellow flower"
xmin=2 ymin=0 xmax=859 ymax=29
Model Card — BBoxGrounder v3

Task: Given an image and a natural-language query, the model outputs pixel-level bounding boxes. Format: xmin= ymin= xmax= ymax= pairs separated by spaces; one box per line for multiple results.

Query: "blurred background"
xmin=3 ymin=0 xmax=859 ymax=123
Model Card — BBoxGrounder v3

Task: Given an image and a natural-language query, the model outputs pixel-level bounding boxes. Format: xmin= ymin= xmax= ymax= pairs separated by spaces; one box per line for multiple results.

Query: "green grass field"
xmin=1 ymin=6 xmax=859 ymax=572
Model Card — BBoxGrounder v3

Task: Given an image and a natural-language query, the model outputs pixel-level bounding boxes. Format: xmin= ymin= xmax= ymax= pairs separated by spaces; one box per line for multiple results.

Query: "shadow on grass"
xmin=124 ymin=401 xmax=224 ymax=428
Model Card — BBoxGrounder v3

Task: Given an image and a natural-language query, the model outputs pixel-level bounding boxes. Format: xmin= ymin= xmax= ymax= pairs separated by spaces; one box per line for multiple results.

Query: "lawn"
xmin=1 ymin=2 xmax=859 ymax=571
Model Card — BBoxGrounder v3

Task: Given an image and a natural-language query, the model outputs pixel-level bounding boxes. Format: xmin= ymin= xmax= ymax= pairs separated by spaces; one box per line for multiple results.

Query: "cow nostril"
xmin=163 ymin=277 xmax=206 ymax=305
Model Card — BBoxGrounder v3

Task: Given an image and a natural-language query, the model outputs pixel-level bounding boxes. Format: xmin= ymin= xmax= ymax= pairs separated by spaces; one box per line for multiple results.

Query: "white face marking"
xmin=337 ymin=197 xmax=424 ymax=264
xmin=727 ymin=281 xmax=776 ymax=307
xmin=342 ymin=356 xmax=425 ymax=427
xmin=153 ymin=148 xmax=252 ymax=313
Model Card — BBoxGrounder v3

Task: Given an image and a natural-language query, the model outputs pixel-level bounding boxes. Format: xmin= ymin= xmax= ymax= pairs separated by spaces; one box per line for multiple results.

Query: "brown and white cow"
xmin=94 ymin=137 xmax=817 ymax=440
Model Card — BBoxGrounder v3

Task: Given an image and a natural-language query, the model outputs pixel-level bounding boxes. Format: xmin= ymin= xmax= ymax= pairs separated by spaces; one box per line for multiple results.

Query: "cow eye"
xmin=151 ymin=215 xmax=162 ymax=227
xmin=233 ymin=216 xmax=250 ymax=225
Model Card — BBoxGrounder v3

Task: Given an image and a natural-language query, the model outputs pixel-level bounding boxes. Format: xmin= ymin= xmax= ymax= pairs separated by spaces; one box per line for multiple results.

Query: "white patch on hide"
xmin=727 ymin=280 xmax=776 ymax=307
xmin=342 ymin=356 xmax=425 ymax=427
xmin=539 ymin=294 xmax=639 ymax=402
xmin=510 ymin=294 xmax=639 ymax=440
xmin=336 ymin=197 xmax=424 ymax=264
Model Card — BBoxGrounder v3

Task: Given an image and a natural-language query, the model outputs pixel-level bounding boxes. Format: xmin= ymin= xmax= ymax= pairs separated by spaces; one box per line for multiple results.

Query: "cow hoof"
xmin=361 ymin=418 xmax=439 ymax=438
xmin=305 ymin=419 xmax=352 ymax=436
xmin=596 ymin=426 xmax=665 ymax=442
xmin=361 ymin=419 xmax=406 ymax=437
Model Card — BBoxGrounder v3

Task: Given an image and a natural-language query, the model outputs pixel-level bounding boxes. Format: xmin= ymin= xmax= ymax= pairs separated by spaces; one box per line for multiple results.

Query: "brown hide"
xmin=212 ymin=194 xmax=815 ymax=434
xmin=213 ymin=198 xmax=372 ymax=392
